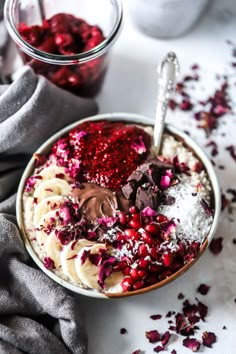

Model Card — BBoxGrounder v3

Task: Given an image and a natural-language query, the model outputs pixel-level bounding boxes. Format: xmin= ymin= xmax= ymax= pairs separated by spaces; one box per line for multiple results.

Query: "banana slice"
xmin=35 ymin=209 xmax=59 ymax=248
xmin=75 ymin=244 xmax=123 ymax=291
xmin=44 ymin=231 xmax=62 ymax=268
xmin=61 ymin=239 xmax=95 ymax=284
xmin=38 ymin=165 xmax=71 ymax=182
xmin=34 ymin=195 xmax=65 ymax=226
xmin=34 ymin=178 xmax=72 ymax=203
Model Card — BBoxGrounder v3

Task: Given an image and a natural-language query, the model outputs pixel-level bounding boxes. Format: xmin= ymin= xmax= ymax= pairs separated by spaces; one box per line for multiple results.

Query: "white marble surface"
xmin=77 ymin=1 xmax=236 ymax=353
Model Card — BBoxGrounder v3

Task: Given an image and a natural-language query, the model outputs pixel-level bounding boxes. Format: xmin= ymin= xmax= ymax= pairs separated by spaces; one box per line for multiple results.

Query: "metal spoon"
xmin=153 ymin=52 xmax=179 ymax=153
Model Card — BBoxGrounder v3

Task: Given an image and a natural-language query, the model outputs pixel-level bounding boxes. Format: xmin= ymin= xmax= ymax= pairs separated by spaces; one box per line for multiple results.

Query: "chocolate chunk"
xmin=127 ymin=170 xmax=144 ymax=183
xmin=135 ymin=185 xmax=159 ymax=210
xmin=121 ymin=181 xmax=137 ymax=200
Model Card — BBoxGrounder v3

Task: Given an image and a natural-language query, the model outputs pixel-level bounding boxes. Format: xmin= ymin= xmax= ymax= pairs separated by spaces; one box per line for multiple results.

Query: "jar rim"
xmin=4 ymin=0 xmax=123 ymax=64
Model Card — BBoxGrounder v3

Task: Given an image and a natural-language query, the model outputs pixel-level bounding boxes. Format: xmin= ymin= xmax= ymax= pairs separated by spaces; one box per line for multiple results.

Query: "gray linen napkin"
xmin=0 ymin=66 xmax=98 ymax=354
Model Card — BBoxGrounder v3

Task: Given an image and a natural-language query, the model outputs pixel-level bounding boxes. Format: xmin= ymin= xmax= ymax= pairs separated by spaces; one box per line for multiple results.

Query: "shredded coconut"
xmin=159 ymin=174 xmax=213 ymax=244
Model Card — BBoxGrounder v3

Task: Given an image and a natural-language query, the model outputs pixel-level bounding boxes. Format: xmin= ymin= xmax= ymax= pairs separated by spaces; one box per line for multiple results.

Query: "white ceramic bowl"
xmin=16 ymin=113 xmax=221 ymax=299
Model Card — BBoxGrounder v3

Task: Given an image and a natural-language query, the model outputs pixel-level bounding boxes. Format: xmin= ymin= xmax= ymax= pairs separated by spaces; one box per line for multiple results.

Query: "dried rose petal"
xmin=98 ymin=257 xmax=117 ymax=289
xmin=200 ymin=199 xmax=213 ymax=216
xmin=120 ymin=328 xmax=127 ymax=334
xmin=226 ymin=145 xmax=236 ymax=162
xmin=131 ymin=135 xmax=147 ymax=154
xmin=171 ymin=350 xmax=177 ymax=354
xmin=161 ymin=331 xmax=171 ymax=346
xmin=132 ymin=350 xmax=141 ymax=354
xmin=209 ymin=237 xmax=223 ymax=255
xmin=150 ymin=314 xmax=162 ymax=320
xmin=205 ymin=141 xmax=218 ymax=157
xmin=197 ymin=284 xmax=210 ymax=295
xmin=97 ymin=216 xmax=118 ymax=227
xmin=34 ymin=153 xmax=47 ymax=167
xmin=153 ymin=346 xmax=165 ymax=353
xmin=141 ymin=206 xmax=157 ymax=217
xmin=197 ymin=301 xmax=208 ymax=321
xmin=160 ymin=175 xmax=171 ymax=189
xmin=183 ymin=337 xmax=201 ymax=352
xmin=43 ymin=257 xmax=55 ymax=269
xmin=145 ymin=330 xmax=161 ymax=343
xmin=202 ymin=331 xmax=216 ymax=347
xmin=178 ymin=293 xmax=185 ymax=300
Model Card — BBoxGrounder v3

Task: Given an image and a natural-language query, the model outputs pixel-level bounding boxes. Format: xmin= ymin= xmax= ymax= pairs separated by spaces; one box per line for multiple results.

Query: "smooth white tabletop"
xmin=78 ymin=1 xmax=236 ymax=354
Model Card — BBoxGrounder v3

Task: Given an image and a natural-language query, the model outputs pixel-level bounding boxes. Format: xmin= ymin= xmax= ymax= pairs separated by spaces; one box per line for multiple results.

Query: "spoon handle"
xmin=153 ymin=52 xmax=179 ymax=151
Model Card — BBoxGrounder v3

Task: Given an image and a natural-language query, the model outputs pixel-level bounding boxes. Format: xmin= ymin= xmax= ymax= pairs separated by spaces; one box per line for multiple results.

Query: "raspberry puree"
xmin=50 ymin=121 xmax=151 ymax=190
xmin=18 ymin=14 xmax=106 ymax=97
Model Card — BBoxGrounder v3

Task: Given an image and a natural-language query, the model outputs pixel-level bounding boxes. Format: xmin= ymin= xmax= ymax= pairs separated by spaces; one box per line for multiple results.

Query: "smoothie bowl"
xmin=16 ymin=113 xmax=221 ymax=299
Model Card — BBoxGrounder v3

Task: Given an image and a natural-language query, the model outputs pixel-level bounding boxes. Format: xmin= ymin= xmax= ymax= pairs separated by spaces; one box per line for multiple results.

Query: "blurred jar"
xmin=128 ymin=0 xmax=209 ymax=39
xmin=4 ymin=0 xmax=123 ymax=97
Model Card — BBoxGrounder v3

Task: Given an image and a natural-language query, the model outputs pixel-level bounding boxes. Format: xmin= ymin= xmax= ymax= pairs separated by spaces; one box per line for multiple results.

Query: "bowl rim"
xmin=16 ymin=112 xmax=221 ymax=299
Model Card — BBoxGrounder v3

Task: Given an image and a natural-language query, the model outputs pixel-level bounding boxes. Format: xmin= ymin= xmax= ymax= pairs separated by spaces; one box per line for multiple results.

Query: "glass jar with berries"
xmin=4 ymin=0 xmax=123 ymax=97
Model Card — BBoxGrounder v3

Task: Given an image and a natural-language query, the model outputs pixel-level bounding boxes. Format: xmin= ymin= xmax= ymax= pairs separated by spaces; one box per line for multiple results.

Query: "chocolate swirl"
xmin=72 ymin=183 xmax=129 ymax=222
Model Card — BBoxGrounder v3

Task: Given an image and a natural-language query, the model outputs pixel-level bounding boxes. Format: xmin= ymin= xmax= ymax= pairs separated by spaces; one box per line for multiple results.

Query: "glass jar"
xmin=4 ymin=0 xmax=123 ymax=97
xmin=128 ymin=0 xmax=209 ymax=39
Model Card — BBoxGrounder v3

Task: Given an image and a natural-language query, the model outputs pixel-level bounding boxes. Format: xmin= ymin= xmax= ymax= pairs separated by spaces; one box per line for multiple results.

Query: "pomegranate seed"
xmin=156 ymin=214 xmax=169 ymax=223
xmin=137 ymin=269 xmax=147 ymax=279
xmin=113 ymin=261 xmax=127 ymax=271
xmin=146 ymin=275 xmax=158 ymax=285
xmin=124 ymin=229 xmax=139 ymax=239
xmin=116 ymin=235 xmax=125 ymax=243
xmin=129 ymin=206 xmax=138 ymax=214
xmin=138 ymin=244 xmax=149 ymax=257
xmin=150 ymin=247 xmax=159 ymax=259
xmin=133 ymin=279 xmax=145 ymax=290
xmin=118 ymin=211 xmax=126 ymax=225
xmin=121 ymin=277 xmax=134 ymax=291
xmin=129 ymin=220 xmax=142 ymax=230
xmin=145 ymin=223 xmax=160 ymax=235
xmin=123 ymin=267 xmax=131 ymax=276
xmin=162 ymin=252 xmax=175 ymax=267
xmin=130 ymin=268 xmax=140 ymax=280
xmin=141 ymin=231 xmax=154 ymax=245
xmin=177 ymin=243 xmax=185 ymax=255
xmin=149 ymin=263 xmax=163 ymax=273
xmin=159 ymin=270 xmax=172 ymax=280
xmin=132 ymin=213 xmax=141 ymax=222
xmin=138 ymin=258 xmax=149 ymax=269
xmin=170 ymin=262 xmax=183 ymax=271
